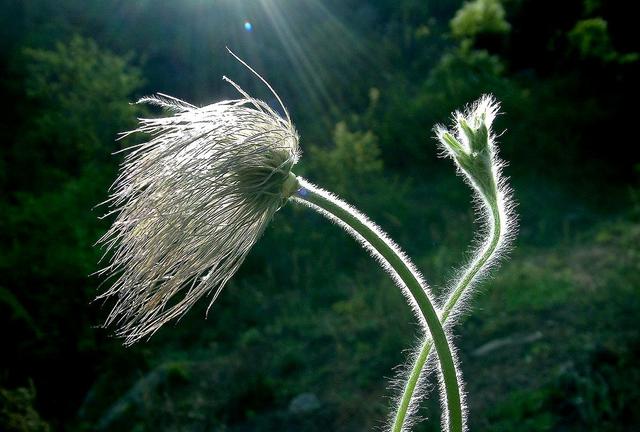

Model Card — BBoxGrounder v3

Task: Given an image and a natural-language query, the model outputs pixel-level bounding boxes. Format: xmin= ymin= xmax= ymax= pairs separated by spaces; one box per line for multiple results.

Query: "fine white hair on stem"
xmin=437 ymin=344 xmax=466 ymax=432
xmin=388 ymin=336 xmax=468 ymax=432
xmin=292 ymin=178 xmax=434 ymax=331
xmin=431 ymin=94 xmax=515 ymax=426
xmin=390 ymin=95 xmax=516 ymax=432
xmin=387 ymin=337 xmax=439 ymax=430
xmin=292 ymin=178 xmax=466 ymax=431
xmin=97 ymin=75 xmax=300 ymax=345
xmin=434 ymin=94 xmax=517 ymax=324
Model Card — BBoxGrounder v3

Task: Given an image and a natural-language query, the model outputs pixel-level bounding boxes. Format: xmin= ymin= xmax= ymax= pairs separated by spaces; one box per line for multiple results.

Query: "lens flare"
xmin=244 ymin=21 xmax=253 ymax=32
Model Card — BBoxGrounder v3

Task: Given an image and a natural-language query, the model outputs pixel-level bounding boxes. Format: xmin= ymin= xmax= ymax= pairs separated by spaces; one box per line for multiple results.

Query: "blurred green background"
xmin=1 ymin=0 xmax=639 ymax=431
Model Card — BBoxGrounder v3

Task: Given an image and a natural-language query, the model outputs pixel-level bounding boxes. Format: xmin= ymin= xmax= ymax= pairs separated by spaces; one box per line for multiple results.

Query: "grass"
xmin=456 ymin=218 xmax=640 ymax=431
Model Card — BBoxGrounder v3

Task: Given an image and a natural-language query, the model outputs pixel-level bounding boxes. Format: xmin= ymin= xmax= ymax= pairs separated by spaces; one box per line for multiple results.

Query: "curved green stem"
xmin=291 ymin=177 xmax=463 ymax=432
xmin=392 ymin=200 xmax=501 ymax=432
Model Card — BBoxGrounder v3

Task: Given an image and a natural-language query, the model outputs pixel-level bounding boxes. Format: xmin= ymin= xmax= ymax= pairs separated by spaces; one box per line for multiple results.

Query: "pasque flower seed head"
xmin=97 ymin=77 xmax=300 ymax=344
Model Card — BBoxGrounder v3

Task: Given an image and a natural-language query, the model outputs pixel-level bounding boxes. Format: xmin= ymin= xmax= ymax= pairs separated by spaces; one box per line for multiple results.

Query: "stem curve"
xmin=292 ymin=177 xmax=464 ymax=432
xmin=392 ymin=198 xmax=502 ymax=432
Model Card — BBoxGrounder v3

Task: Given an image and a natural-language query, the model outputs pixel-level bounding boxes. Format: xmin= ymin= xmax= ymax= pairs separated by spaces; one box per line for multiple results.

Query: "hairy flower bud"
xmin=435 ymin=95 xmax=499 ymax=203
xmin=97 ymin=83 xmax=299 ymax=344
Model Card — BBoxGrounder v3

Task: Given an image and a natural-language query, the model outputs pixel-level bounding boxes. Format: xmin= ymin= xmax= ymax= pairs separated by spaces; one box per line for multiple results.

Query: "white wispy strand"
xmin=97 ymin=82 xmax=299 ymax=345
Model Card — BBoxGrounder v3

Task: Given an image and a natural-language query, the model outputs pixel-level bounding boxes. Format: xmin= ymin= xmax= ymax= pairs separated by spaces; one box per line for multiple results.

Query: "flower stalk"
xmin=292 ymin=177 xmax=464 ymax=432
xmin=97 ymin=51 xmax=514 ymax=431
xmin=392 ymin=197 xmax=501 ymax=432
xmin=391 ymin=95 xmax=515 ymax=431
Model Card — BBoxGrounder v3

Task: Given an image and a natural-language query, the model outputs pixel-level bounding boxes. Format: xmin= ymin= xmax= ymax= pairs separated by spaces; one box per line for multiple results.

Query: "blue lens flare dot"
xmin=244 ymin=21 xmax=253 ymax=32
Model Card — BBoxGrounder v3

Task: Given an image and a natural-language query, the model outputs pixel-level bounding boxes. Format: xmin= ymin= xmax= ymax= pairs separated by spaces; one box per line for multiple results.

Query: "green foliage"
xmin=377 ymin=42 xmax=511 ymax=166
xmin=16 ymin=36 xmax=142 ymax=188
xmin=486 ymin=388 xmax=555 ymax=432
xmin=0 ymin=171 xmax=112 ymax=325
xmin=425 ymin=42 xmax=506 ymax=103
xmin=0 ymin=33 xmax=143 ymax=425
xmin=485 ymin=343 xmax=640 ymax=432
xmin=555 ymin=344 xmax=640 ymax=430
xmin=0 ymin=384 xmax=50 ymax=432
xmin=0 ymin=286 xmax=41 ymax=337
xmin=463 ymin=218 xmax=640 ymax=430
xmin=307 ymin=122 xmax=383 ymax=196
xmin=0 ymin=0 xmax=638 ymax=431
xmin=568 ymin=18 xmax=639 ymax=63
xmin=450 ymin=0 xmax=510 ymax=39
xmin=568 ymin=18 xmax=611 ymax=60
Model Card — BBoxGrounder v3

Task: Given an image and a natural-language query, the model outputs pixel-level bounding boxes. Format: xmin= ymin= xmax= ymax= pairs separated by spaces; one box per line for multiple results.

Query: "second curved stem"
xmin=392 ymin=201 xmax=501 ymax=432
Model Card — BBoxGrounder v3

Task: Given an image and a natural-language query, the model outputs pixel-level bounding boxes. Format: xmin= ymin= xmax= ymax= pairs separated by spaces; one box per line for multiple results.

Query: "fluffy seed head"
xmin=97 ymin=81 xmax=299 ymax=345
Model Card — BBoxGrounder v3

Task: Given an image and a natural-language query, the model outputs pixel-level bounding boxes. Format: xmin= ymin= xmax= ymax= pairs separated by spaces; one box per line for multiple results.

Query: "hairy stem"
xmin=291 ymin=177 xmax=463 ymax=432
xmin=392 ymin=198 xmax=501 ymax=432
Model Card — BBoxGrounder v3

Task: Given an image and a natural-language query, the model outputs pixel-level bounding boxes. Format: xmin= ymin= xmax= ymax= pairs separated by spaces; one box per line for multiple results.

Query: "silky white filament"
xmin=97 ymin=80 xmax=299 ymax=345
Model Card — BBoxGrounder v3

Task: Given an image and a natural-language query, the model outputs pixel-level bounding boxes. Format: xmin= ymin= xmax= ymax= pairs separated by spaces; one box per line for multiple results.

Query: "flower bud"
xmin=436 ymin=95 xmax=499 ymax=203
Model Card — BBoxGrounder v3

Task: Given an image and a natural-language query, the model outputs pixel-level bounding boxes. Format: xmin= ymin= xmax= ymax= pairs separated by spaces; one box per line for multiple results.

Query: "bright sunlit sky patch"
xmin=226 ymin=0 xmax=379 ymax=133
xmin=111 ymin=0 xmax=383 ymax=139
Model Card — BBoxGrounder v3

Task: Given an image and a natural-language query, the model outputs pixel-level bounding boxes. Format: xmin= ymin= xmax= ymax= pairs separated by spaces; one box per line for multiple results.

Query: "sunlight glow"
xmin=257 ymin=1 xmax=373 ymax=106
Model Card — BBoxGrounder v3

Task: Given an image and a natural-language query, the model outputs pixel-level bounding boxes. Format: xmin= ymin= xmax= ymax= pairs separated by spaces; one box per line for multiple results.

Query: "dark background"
xmin=1 ymin=0 xmax=639 ymax=431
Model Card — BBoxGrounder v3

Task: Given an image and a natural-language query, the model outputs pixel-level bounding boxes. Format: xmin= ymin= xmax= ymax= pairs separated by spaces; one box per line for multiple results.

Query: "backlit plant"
xmin=97 ymin=52 xmax=515 ymax=431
